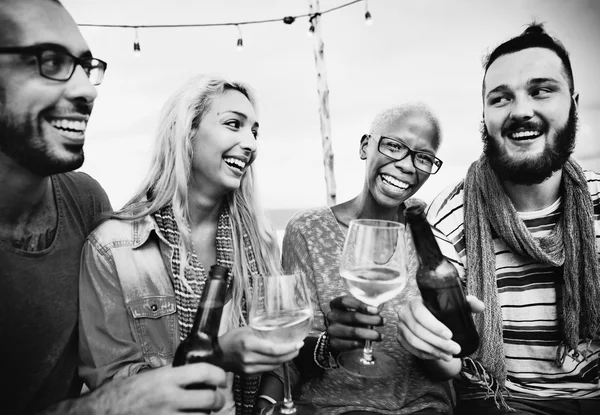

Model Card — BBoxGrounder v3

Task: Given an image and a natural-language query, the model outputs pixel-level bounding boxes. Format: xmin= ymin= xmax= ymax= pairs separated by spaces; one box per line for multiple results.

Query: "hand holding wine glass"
xmin=250 ymin=273 xmax=318 ymax=415
xmin=337 ymin=219 xmax=408 ymax=378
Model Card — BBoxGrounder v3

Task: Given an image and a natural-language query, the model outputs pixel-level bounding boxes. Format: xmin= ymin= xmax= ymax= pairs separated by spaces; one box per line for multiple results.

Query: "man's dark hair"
xmin=482 ymin=23 xmax=575 ymax=94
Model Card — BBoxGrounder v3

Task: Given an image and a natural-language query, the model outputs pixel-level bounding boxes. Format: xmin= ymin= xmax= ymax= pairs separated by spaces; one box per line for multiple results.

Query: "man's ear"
xmin=359 ymin=134 xmax=369 ymax=160
xmin=572 ymin=92 xmax=579 ymax=108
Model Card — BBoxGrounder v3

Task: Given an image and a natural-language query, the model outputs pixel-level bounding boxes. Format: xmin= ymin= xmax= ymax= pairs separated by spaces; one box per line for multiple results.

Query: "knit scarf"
xmin=462 ymin=156 xmax=600 ymax=409
xmin=153 ymin=203 xmax=261 ymax=415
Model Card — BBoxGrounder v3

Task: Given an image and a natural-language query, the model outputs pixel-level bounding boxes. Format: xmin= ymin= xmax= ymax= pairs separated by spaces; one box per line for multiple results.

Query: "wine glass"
xmin=250 ymin=273 xmax=317 ymax=415
xmin=337 ymin=219 xmax=408 ymax=378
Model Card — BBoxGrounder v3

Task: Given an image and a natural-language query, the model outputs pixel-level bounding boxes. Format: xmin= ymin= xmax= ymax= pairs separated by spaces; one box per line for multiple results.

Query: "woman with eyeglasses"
xmin=77 ymin=75 xmax=300 ymax=415
xmin=256 ymin=104 xmax=453 ymax=415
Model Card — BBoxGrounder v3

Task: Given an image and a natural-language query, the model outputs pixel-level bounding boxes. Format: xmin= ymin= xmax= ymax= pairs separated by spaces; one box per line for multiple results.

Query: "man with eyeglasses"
xmin=397 ymin=23 xmax=600 ymax=415
xmin=0 ymin=1 xmax=227 ymax=414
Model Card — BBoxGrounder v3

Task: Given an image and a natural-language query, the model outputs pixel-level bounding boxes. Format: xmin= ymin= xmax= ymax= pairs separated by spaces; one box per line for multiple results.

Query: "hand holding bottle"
xmin=396 ymin=295 xmax=484 ymax=362
xmin=39 ymin=363 xmax=228 ymax=414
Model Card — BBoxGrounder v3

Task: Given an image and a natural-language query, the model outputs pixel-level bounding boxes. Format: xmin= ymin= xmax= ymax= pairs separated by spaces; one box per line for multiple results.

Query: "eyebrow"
xmin=224 ymin=110 xmax=259 ymax=129
xmin=485 ymin=84 xmax=511 ymax=97
xmin=486 ymin=77 xmax=561 ymax=98
xmin=36 ymin=42 xmax=93 ymax=59
xmin=528 ymin=77 xmax=561 ymax=87
xmin=381 ymin=135 xmax=435 ymax=155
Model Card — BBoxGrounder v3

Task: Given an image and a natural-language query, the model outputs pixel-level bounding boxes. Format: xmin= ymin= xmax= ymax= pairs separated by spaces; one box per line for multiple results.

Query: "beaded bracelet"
xmin=313 ymin=331 xmax=338 ymax=369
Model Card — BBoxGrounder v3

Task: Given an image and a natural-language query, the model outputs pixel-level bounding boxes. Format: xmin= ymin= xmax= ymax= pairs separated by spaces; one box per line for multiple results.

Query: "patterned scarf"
xmin=462 ymin=156 xmax=600 ymax=409
xmin=153 ymin=203 xmax=261 ymax=415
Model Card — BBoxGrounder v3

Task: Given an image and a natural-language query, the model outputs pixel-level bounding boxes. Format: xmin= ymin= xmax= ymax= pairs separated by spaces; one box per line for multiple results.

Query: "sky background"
xmin=62 ymin=0 xmax=600 ymax=230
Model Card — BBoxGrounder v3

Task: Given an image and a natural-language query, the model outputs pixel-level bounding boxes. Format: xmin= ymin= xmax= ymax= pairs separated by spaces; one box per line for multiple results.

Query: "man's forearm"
xmin=36 ymin=379 xmax=129 ymax=415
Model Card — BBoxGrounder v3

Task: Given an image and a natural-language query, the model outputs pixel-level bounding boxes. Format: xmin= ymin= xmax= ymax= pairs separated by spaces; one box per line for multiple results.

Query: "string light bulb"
xmin=133 ymin=27 xmax=141 ymax=57
xmin=236 ymin=25 xmax=243 ymax=51
xmin=364 ymin=0 xmax=373 ymax=26
xmin=307 ymin=14 xmax=317 ymax=37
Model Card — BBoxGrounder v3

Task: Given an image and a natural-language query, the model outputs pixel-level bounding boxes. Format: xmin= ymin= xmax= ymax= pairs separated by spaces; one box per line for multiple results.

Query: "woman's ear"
xmin=359 ymin=134 xmax=369 ymax=160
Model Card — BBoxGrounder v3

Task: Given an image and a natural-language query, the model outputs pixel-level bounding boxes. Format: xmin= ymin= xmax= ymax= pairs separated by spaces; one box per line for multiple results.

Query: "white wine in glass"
xmin=338 ymin=219 xmax=408 ymax=378
xmin=250 ymin=273 xmax=318 ymax=415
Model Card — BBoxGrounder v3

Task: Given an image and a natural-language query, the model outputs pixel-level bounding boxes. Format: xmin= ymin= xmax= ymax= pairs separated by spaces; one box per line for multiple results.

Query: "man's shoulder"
xmin=426 ymin=179 xmax=466 ymax=226
xmin=584 ymin=169 xmax=600 ymax=194
xmin=57 ymin=171 xmax=104 ymax=192
xmin=55 ymin=171 xmax=111 ymax=207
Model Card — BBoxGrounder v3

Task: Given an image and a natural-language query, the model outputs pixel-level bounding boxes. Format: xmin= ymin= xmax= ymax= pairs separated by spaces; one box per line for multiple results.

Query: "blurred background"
xmin=63 ymin=0 xmax=600 ymax=233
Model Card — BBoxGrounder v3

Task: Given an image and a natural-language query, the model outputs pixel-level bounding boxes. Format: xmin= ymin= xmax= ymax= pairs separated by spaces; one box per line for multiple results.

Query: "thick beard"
xmin=481 ymin=105 xmax=578 ymax=185
xmin=0 ymin=108 xmax=84 ymax=176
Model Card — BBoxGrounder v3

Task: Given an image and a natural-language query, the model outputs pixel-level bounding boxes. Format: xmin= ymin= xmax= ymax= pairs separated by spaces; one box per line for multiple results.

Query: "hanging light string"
xmin=78 ymin=0 xmax=372 ymax=55
xmin=77 ymin=0 xmax=366 ymax=29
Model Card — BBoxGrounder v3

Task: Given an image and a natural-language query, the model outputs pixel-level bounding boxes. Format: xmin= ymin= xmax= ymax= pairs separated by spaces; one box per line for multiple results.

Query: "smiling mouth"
xmin=508 ymin=130 xmax=543 ymax=140
xmin=381 ymin=173 xmax=410 ymax=190
xmin=224 ymin=157 xmax=247 ymax=172
xmin=47 ymin=118 xmax=87 ymax=140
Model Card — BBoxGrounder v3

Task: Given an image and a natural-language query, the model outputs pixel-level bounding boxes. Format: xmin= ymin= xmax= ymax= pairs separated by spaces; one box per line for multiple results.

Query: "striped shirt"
xmin=427 ymin=169 xmax=600 ymax=400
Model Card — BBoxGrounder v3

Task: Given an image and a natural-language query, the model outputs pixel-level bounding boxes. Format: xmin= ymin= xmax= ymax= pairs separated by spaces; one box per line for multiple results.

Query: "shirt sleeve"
xmin=78 ymin=235 xmax=150 ymax=390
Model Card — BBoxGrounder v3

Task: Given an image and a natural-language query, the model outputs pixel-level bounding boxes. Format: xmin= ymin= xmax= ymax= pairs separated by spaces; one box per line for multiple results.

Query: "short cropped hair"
xmin=369 ymin=103 xmax=442 ymax=151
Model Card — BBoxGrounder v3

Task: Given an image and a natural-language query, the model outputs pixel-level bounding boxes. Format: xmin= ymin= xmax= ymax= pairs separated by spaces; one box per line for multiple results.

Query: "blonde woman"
xmin=78 ymin=75 xmax=300 ymax=415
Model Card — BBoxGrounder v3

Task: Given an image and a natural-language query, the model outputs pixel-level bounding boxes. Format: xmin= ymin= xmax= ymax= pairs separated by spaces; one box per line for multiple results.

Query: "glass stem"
xmin=361 ymin=326 xmax=374 ymax=364
xmin=281 ymin=361 xmax=296 ymax=413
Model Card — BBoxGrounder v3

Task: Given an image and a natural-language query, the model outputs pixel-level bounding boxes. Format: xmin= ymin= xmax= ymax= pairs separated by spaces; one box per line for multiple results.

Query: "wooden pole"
xmin=309 ymin=0 xmax=336 ymax=206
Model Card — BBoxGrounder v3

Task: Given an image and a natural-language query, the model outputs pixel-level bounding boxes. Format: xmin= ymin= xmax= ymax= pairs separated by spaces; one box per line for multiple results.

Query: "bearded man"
xmin=0 ymin=1 xmax=227 ymax=413
xmin=396 ymin=23 xmax=600 ymax=415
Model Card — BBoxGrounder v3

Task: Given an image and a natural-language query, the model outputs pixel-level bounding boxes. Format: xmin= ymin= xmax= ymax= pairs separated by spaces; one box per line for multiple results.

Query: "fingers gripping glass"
xmin=366 ymin=134 xmax=443 ymax=174
xmin=0 ymin=44 xmax=107 ymax=86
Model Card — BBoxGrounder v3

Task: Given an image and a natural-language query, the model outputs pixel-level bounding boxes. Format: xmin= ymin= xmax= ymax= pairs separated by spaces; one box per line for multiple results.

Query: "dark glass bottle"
xmin=172 ymin=264 xmax=229 ymax=384
xmin=405 ymin=203 xmax=480 ymax=357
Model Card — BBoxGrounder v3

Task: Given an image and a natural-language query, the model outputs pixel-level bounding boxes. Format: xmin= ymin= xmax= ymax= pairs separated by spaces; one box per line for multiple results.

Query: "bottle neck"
xmin=408 ymin=212 xmax=445 ymax=269
xmin=191 ymin=278 xmax=227 ymax=337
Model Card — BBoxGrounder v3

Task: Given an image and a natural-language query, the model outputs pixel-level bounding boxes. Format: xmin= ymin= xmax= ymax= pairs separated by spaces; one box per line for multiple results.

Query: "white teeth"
xmin=223 ymin=157 xmax=246 ymax=170
xmin=511 ymin=130 xmax=541 ymax=139
xmin=381 ymin=174 xmax=409 ymax=189
xmin=49 ymin=119 xmax=86 ymax=132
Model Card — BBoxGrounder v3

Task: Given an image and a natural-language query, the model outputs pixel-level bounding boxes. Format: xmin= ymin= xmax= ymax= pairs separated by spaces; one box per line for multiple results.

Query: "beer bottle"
xmin=172 ymin=264 xmax=229 ymax=378
xmin=405 ymin=203 xmax=480 ymax=357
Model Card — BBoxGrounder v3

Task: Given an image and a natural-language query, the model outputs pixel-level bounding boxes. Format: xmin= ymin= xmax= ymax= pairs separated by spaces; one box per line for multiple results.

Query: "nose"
xmin=393 ymin=152 xmax=416 ymax=174
xmin=509 ymin=93 xmax=534 ymax=120
xmin=64 ymin=65 xmax=98 ymax=105
xmin=240 ymin=129 xmax=258 ymax=154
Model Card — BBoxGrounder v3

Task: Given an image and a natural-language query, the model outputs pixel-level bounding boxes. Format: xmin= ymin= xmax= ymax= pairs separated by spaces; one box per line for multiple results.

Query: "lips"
xmin=45 ymin=116 xmax=88 ymax=141
xmin=508 ymin=129 xmax=543 ymax=140
xmin=380 ymin=173 xmax=411 ymax=190
xmin=223 ymin=156 xmax=247 ymax=172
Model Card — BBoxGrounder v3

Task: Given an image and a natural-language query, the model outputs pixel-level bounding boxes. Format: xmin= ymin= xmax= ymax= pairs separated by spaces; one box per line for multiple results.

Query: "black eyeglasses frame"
xmin=365 ymin=134 xmax=443 ymax=175
xmin=0 ymin=43 xmax=107 ymax=86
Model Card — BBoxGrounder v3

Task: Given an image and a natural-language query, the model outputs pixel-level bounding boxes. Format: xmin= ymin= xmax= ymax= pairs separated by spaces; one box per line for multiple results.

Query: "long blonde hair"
xmin=117 ymin=74 xmax=281 ymax=327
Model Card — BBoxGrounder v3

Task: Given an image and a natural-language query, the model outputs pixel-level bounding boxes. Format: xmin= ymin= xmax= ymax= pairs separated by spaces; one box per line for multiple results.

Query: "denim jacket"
xmin=78 ymin=215 xmax=179 ymax=390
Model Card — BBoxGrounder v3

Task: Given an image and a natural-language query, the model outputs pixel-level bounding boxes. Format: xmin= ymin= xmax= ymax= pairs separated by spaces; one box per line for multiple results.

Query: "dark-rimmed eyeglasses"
xmin=0 ymin=44 xmax=107 ymax=86
xmin=366 ymin=134 xmax=443 ymax=175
